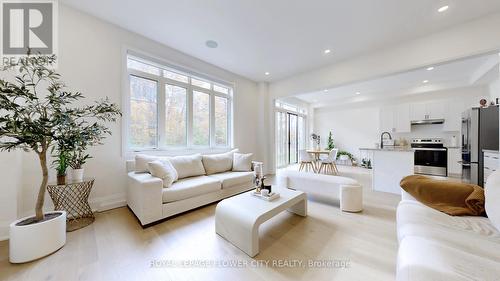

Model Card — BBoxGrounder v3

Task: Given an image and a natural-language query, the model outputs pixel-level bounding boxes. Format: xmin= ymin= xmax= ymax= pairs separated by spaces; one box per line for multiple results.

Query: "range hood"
xmin=411 ymin=119 xmax=445 ymax=125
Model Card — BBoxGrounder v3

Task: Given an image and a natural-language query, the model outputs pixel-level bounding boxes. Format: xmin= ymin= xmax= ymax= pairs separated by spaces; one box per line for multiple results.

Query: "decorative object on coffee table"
xmin=47 ymin=178 xmax=96 ymax=232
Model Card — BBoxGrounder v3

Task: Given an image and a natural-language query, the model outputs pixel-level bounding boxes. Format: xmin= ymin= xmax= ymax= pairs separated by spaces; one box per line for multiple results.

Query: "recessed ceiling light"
xmin=422 ymin=80 xmax=429 ymax=84
xmin=324 ymin=49 xmax=331 ymax=54
xmin=264 ymin=72 xmax=270 ymax=76
xmin=355 ymin=92 xmax=361 ymax=95
xmin=323 ymin=89 xmax=329 ymax=92
xmin=205 ymin=40 xmax=218 ymax=48
xmin=426 ymin=66 xmax=435 ymax=71
xmin=438 ymin=5 xmax=449 ymax=13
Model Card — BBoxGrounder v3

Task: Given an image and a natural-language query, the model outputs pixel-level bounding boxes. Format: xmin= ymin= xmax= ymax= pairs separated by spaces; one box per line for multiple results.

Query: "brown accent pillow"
xmin=400 ymin=175 xmax=485 ymax=216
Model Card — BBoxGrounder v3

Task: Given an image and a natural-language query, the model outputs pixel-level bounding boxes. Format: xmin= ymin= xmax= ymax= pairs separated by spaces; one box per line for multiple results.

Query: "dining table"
xmin=306 ymin=149 xmax=330 ymax=161
xmin=306 ymin=149 xmax=330 ymax=171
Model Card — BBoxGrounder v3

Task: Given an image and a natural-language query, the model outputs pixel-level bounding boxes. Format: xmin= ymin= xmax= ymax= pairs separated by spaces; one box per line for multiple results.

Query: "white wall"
xmin=0 ymin=4 xmax=262 ymax=232
xmin=0 ymin=151 xmax=22 ymax=240
xmin=489 ymin=77 xmax=500 ymax=101
xmin=313 ymin=87 xmax=489 ymax=161
xmin=315 ymin=106 xmax=380 ymax=161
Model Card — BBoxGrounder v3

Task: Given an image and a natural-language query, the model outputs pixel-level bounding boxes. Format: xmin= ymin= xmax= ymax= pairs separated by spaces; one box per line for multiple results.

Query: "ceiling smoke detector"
xmin=205 ymin=40 xmax=218 ymax=48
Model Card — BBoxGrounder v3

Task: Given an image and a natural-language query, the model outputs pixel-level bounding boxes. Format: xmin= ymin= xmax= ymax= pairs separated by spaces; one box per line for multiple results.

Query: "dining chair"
xmin=299 ymin=150 xmax=316 ymax=173
xmin=318 ymin=148 xmax=339 ymax=175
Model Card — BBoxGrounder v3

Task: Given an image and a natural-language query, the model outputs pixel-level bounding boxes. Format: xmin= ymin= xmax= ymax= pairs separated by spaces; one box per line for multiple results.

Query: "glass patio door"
xmin=276 ymin=111 xmax=305 ymax=168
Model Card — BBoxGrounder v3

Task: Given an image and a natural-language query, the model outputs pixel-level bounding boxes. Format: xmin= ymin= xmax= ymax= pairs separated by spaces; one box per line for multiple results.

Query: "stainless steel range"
xmin=411 ymin=138 xmax=448 ymax=177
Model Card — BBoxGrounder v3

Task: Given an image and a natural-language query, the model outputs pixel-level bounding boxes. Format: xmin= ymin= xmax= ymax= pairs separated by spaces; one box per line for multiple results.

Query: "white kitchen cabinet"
xmin=410 ymin=103 xmax=427 ymax=120
xmin=484 ymin=151 xmax=499 ymax=185
xmin=410 ymin=101 xmax=446 ymax=120
xmin=395 ymin=103 xmax=411 ymax=133
xmin=427 ymin=101 xmax=446 ymax=119
xmin=443 ymin=101 xmax=463 ymax=132
xmin=380 ymin=106 xmax=395 ymax=133
xmin=447 ymin=148 xmax=462 ymax=175
xmin=380 ymin=104 xmax=411 ymax=133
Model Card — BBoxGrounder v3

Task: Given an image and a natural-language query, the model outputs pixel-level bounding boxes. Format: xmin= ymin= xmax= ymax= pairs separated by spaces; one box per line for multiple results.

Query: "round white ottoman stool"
xmin=340 ymin=184 xmax=363 ymax=212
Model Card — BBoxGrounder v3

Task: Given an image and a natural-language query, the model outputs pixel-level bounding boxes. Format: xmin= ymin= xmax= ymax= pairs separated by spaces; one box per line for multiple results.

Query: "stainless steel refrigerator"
xmin=461 ymin=106 xmax=499 ymax=186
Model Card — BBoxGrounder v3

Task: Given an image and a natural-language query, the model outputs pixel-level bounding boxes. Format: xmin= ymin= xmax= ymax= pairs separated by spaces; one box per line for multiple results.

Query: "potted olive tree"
xmin=0 ymin=54 xmax=120 ymax=263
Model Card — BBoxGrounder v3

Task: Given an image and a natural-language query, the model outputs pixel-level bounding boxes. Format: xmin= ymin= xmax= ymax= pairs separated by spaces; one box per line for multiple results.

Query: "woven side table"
xmin=47 ymin=178 xmax=95 ymax=232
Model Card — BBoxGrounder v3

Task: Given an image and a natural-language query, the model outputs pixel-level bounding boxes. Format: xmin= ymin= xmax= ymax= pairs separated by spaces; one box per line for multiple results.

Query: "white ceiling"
xmin=60 ymin=0 xmax=500 ymax=82
xmin=295 ymin=53 xmax=500 ymax=108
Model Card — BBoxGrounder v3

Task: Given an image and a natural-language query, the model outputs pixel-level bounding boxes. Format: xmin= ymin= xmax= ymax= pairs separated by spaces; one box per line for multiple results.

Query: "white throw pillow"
xmin=233 ymin=153 xmax=253 ymax=172
xmin=169 ymin=154 xmax=206 ymax=179
xmin=485 ymin=170 xmax=500 ymax=231
xmin=135 ymin=154 xmax=161 ymax=173
xmin=202 ymin=149 xmax=239 ymax=175
xmin=148 ymin=160 xmax=178 ymax=187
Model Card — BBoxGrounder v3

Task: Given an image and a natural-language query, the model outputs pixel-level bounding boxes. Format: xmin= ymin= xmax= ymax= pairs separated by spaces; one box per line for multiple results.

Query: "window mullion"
xmin=210 ymin=93 xmax=215 ymax=148
xmin=157 ymin=80 xmax=166 ymax=149
xmin=187 ymin=84 xmax=193 ymax=148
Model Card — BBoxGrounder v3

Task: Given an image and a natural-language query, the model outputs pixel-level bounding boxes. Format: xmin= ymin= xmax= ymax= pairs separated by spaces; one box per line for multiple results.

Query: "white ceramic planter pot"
xmin=71 ymin=168 xmax=84 ymax=181
xmin=9 ymin=211 xmax=66 ymax=263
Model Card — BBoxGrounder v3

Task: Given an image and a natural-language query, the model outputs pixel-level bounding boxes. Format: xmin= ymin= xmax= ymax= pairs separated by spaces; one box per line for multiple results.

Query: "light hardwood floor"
xmin=0 ymin=165 xmax=401 ymax=281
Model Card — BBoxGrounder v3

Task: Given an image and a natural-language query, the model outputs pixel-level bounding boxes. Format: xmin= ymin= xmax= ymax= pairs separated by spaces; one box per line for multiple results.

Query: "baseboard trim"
xmin=90 ymin=193 xmax=127 ymax=212
xmin=0 ymin=221 xmax=10 ymax=241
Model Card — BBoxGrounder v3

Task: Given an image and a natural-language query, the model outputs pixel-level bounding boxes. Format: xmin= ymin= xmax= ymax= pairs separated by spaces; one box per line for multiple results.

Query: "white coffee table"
xmin=215 ymin=187 xmax=307 ymax=257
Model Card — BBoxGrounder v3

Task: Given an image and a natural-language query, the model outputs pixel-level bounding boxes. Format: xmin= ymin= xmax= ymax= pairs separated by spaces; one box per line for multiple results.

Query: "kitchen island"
xmin=359 ymin=147 xmax=414 ymax=195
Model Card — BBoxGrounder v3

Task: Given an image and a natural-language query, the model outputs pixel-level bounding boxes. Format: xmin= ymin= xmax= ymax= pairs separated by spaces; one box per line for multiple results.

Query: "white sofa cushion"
xmin=162 ymin=176 xmax=221 ymax=203
xmin=202 ymin=149 xmax=238 ymax=175
xmin=397 ymin=200 xmax=500 ymax=240
xmin=233 ymin=152 xmax=253 ymax=172
xmin=485 ymin=170 xmax=500 ymax=232
xmin=397 ymin=236 xmax=500 ymax=281
xmin=148 ymin=160 xmax=178 ymax=187
xmin=397 ymin=200 xmax=500 ymax=261
xmin=168 ymin=154 xmax=206 ymax=179
xmin=208 ymin=171 xmax=254 ymax=189
xmin=135 ymin=154 xmax=163 ymax=173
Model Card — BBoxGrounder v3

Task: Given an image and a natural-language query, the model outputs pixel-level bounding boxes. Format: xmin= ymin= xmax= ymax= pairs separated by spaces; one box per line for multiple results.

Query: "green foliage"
xmin=326 ymin=131 xmax=335 ymax=150
xmin=53 ymin=150 xmax=70 ymax=176
xmin=337 ymin=150 xmax=354 ymax=160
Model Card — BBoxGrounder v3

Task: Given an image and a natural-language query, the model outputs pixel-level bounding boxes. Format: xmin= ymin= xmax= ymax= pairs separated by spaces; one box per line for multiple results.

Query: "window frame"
xmin=123 ymin=51 xmax=233 ymax=153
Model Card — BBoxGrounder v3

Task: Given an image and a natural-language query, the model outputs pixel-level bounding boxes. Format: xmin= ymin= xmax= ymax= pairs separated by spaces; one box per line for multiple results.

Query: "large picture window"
xmin=126 ymin=54 xmax=233 ymax=151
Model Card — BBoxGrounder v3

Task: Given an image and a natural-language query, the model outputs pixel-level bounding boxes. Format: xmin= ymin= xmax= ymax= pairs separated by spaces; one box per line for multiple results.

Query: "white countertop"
xmin=359 ymin=147 xmax=413 ymax=152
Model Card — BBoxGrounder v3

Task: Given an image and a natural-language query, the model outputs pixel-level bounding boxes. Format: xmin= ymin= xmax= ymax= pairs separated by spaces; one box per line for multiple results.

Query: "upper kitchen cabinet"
xmin=410 ymin=101 xmax=446 ymax=120
xmin=410 ymin=102 xmax=427 ymax=120
xmin=443 ymin=101 xmax=464 ymax=132
xmin=380 ymin=105 xmax=395 ymax=133
xmin=395 ymin=103 xmax=411 ymax=133
xmin=426 ymin=101 xmax=446 ymax=119
xmin=380 ymin=104 xmax=411 ymax=133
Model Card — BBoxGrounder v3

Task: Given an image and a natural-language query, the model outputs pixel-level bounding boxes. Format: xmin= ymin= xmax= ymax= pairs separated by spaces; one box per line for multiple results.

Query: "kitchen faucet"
xmin=380 ymin=131 xmax=392 ymax=149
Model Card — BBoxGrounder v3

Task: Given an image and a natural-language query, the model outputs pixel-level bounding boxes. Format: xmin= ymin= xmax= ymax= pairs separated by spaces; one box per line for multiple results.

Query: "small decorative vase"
xmin=56 ymin=174 xmax=66 ymax=185
xmin=71 ymin=168 xmax=84 ymax=182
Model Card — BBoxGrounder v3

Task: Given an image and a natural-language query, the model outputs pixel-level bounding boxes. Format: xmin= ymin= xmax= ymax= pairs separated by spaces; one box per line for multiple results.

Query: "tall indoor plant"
xmin=0 ymin=53 xmax=121 ymax=262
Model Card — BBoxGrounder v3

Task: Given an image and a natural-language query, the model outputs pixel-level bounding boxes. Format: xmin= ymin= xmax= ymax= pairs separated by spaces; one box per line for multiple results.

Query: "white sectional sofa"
xmin=126 ymin=151 xmax=259 ymax=226
xmin=396 ymin=171 xmax=500 ymax=280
